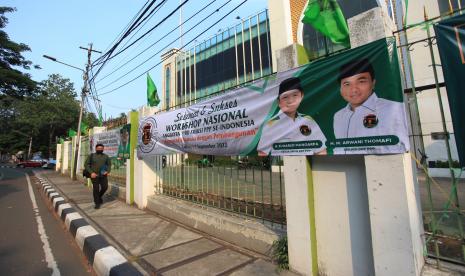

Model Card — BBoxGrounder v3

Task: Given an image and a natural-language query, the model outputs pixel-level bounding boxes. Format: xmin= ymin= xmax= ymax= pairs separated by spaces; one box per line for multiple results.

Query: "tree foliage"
xmin=0 ymin=7 xmax=38 ymax=99
xmin=0 ymin=7 xmax=100 ymax=158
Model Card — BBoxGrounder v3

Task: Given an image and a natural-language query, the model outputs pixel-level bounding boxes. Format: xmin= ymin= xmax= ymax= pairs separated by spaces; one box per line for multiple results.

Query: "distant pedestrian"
xmin=85 ymin=143 xmax=111 ymax=209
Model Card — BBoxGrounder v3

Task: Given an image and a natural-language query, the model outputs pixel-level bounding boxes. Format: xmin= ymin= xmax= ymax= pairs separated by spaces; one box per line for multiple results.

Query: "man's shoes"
xmin=94 ymin=204 xmax=101 ymax=209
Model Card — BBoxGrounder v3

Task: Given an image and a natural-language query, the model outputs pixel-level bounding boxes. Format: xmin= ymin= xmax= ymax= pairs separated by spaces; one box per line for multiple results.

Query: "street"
xmin=0 ymin=165 xmax=91 ymax=275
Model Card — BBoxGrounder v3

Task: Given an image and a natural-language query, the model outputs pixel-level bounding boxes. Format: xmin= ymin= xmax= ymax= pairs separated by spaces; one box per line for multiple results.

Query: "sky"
xmin=4 ymin=0 xmax=268 ymax=119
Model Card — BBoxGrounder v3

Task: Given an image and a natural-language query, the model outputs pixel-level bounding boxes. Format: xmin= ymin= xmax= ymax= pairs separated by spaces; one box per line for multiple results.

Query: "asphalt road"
xmin=0 ymin=166 xmax=92 ymax=275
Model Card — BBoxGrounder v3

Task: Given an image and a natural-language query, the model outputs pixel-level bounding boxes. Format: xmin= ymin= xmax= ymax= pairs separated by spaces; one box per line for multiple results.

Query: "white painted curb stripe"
xmin=75 ymin=225 xmax=99 ymax=250
xmin=65 ymin=212 xmax=82 ymax=230
xmin=93 ymin=246 xmax=126 ymax=276
xmin=58 ymin=203 xmax=72 ymax=217
xmin=53 ymin=197 xmax=65 ymax=208
xmin=25 ymin=174 xmax=61 ymax=276
xmin=49 ymin=192 xmax=59 ymax=198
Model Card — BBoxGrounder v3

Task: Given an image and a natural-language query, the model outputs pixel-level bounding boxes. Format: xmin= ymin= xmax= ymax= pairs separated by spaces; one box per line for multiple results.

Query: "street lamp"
xmin=43 ymin=54 xmax=87 ymax=181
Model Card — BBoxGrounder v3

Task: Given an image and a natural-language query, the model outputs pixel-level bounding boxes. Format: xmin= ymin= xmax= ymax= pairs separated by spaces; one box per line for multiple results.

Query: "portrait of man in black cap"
xmin=257 ymin=77 xmax=327 ymax=156
xmin=333 ymin=58 xmax=409 ymax=154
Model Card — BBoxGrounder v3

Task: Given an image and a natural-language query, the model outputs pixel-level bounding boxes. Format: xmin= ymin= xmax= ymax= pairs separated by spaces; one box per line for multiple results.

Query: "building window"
xmin=165 ymin=66 xmax=170 ymax=109
xmin=438 ymin=0 xmax=465 ymax=14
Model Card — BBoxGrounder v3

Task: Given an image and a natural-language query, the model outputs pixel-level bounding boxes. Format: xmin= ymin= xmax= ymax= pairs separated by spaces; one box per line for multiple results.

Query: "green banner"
xmin=138 ymin=38 xmax=409 ymax=157
xmin=434 ymin=14 xmax=465 ymax=166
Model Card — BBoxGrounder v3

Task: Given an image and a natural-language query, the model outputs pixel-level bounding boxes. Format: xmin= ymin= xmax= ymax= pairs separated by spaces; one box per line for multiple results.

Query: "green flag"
xmin=302 ymin=0 xmax=350 ymax=48
xmin=80 ymin=121 xmax=88 ymax=135
xmin=68 ymin=129 xmax=77 ymax=137
xmin=147 ymin=73 xmax=160 ymax=107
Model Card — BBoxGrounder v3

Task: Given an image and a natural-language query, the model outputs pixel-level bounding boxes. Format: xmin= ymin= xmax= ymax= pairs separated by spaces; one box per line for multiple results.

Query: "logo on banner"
xmin=300 ymin=125 xmax=312 ymax=136
xmin=363 ymin=114 xmax=378 ymax=128
xmin=138 ymin=117 xmax=158 ymax=153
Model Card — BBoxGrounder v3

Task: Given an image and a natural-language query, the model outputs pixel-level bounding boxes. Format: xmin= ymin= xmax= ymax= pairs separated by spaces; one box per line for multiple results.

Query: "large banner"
xmin=138 ymin=38 xmax=409 ymax=157
xmin=435 ymin=14 xmax=465 ymax=166
xmin=91 ymin=124 xmax=131 ymax=159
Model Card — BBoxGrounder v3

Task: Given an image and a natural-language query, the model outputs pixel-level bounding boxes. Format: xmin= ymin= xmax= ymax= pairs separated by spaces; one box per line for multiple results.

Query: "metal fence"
xmin=108 ymin=156 xmax=127 ymax=186
xmin=396 ymin=8 xmax=465 ymax=266
xmin=157 ymin=154 xmax=286 ymax=226
xmin=79 ymin=137 xmax=90 ymax=177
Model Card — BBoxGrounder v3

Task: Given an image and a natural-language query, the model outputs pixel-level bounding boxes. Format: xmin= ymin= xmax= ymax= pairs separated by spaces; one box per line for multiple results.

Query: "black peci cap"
xmin=278 ymin=77 xmax=303 ymax=97
xmin=338 ymin=58 xmax=375 ymax=82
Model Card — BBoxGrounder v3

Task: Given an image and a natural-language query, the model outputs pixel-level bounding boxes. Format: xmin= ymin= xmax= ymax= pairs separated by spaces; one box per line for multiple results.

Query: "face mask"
xmin=96 ymin=150 xmax=104 ymax=154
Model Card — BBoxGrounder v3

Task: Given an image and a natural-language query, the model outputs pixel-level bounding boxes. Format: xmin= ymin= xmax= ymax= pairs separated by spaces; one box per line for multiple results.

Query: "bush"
xmin=271 ymin=236 xmax=289 ymax=270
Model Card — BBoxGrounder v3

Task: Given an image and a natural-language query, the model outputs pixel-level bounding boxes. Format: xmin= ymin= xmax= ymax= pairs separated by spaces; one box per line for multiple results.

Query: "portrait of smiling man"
xmin=257 ymin=77 xmax=327 ymax=156
xmin=333 ymin=58 xmax=409 ymax=154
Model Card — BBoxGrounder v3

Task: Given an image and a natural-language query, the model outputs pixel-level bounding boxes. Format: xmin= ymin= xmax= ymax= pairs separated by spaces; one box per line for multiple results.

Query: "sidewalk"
xmin=37 ymin=170 xmax=294 ymax=276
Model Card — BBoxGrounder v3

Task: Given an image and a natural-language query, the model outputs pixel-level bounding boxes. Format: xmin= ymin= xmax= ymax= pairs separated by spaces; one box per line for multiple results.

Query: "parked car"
xmin=16 ymin=159 xmax=46 ymax=168
xmin=42 ymin=159 xmax=56 ymax=170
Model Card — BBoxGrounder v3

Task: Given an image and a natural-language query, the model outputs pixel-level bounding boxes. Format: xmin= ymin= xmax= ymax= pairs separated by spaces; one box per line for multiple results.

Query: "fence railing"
xmin=157 ymin=154 xmax=286 ymax=227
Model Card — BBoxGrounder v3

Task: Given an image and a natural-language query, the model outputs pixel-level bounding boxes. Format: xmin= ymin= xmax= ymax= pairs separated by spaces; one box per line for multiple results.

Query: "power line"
xmin=94 ymin=0 xmax=220 ymax=84
xmin=92 ymin=0 xmax=189 ymax=80
xmin=100 ymin=0 xmax=151 ymax=54
xmin=91 ymin=0 xmax=167 ymax=82
xmin=96 ymin=0 xmax=169 ymax=77
xmin=93 ymin=0 xmax=159 ymax=66
xmin=99 ymin=0 xmax=246 ymax=95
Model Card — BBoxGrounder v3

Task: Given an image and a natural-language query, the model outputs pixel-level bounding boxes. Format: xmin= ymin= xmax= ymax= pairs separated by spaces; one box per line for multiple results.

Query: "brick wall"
xmin=289 ymin=0 xmax=308 ymax=43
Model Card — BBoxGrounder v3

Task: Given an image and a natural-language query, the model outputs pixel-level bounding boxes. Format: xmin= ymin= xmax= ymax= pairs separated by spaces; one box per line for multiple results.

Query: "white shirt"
xmin=257 ymin=112 xmax=327 ymax=155
xmin=333 ymin=93 xmax=410 ymax=154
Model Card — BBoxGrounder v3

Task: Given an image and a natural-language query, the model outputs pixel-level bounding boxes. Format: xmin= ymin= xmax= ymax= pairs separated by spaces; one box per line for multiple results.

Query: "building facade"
xmin=161 ymin=10 xmax=272 ymax=110
xmin=162 ymin=0 xmax=460 ymax=167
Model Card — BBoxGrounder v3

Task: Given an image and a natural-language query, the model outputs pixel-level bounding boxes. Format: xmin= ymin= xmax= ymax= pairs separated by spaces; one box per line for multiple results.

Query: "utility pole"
xmin=72 ymin=44 xmax=101 ymax=180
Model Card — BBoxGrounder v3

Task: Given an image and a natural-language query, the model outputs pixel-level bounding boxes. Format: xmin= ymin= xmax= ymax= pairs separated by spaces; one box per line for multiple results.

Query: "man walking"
xmin=85 ymin=143 xmax=111 ymax=209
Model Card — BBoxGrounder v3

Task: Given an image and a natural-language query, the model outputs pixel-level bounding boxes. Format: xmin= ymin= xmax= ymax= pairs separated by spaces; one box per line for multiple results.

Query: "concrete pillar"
xmin=365 ymin=154 xmax=424 ymax=276
xmin=132 ymin=152 xmax=162 ymax=208
xmin=268 ymin=0 xmax=293 ymax=73
xmin=348 ymin=8 xmax=424 ymax=276
xmin=312 ymin=156 xmax=374 ymax=276
xmin=56 ymin=143 xmax=62 ymax=172
xmin=131 ymin=106 xmax=161 ymax=208
xmin=283 ymin=156 xmax=315 ymax=275
xmin=75 ymin=136 xmax=84 ymax=179
xmin=277 ymin=44 xmax=316 ymax=275
xmin=62 ymin=141 xmax=70 ymax=175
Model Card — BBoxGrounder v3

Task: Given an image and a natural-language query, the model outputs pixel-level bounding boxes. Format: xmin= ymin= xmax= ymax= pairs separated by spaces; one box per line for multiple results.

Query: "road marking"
xmin=26 ymin=173 xmax=61 ymax=276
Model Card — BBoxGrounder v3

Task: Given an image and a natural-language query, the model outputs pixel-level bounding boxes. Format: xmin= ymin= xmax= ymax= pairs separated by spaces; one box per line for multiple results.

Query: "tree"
xmin=0 ymin=6 xmax=39 ymax=156
xmin=0 ymin=7 xmax=38 ymax=99
xmin=18 ymin=74 xmax=81 ymax=157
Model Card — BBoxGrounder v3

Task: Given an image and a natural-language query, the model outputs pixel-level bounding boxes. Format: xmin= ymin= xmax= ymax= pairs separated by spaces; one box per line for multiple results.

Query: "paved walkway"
xmin=38 ymin=170 xmax=293 ymax=276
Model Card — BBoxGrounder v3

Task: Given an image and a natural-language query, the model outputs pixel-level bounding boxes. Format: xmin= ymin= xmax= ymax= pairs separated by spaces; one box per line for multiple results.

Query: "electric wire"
xmin=91 ymin=0 xmax=189 ymax=79
xmin=100 ymin=0 xmax=151 ymax=54
xmin=91 ymin=0 xmax=168 ymax=80
xmin=93 ymin=0 xmax=159 ymax=66
xmin=94 ymin=0 xmax=220 ymax=84
xmin=96 ymin=0 xmax=169 ymax=79
xmin=99 ymin=0 xmax=247 ymax=95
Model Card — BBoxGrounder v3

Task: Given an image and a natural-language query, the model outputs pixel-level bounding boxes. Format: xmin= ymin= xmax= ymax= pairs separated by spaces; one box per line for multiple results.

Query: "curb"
xmin=35 ymin=174 xmax=142 ymax=276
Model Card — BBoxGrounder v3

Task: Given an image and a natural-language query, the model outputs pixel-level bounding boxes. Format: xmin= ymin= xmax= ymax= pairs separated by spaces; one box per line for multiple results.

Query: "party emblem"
xmin=300 ymin=125 xmax=312 ymax=136
xmin=363 ymin=114 xmax=378 ymax=128
xmin=138 ymin=117 xmax=158 ymax=153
